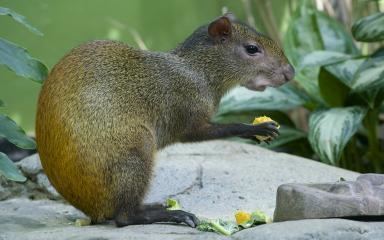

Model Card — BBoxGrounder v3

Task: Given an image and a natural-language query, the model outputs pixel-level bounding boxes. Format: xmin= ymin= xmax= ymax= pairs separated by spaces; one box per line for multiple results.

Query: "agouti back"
xmin=36 ymin=13 xmax=294 ymax=227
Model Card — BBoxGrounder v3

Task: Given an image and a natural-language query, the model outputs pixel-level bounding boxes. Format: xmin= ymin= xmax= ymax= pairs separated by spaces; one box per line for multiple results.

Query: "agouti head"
xmin=175 ymin=13 xmax=294 ymax=92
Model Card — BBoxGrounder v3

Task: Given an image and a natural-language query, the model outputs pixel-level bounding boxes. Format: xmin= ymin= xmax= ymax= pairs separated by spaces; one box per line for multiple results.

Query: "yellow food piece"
xmin=252 ymin=116 xmax=280 ymax=141
xmin=235 ymin=211 xmax=251 ymax=225
xmin=252 ymin=116 xmax=279 ymax=127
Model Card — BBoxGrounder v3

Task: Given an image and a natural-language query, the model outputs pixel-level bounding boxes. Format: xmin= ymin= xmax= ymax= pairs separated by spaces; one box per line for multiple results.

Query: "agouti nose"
xmin=283 ymin=64 xmax=295 ymax=82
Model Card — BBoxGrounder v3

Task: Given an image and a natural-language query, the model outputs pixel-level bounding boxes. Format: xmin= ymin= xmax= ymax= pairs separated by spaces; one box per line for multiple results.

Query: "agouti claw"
xmin=173 ymin=210 xmax=200 ymax=228
xmin=247 ymin=121 xmax=280 ymax=140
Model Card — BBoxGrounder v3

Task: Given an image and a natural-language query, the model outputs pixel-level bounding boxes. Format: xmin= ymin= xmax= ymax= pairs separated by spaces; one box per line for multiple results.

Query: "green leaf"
xmin=284 ymin=5 xmax=358 ymax=103
xmin=325 ymin=58 xmax=366 ymax=87
xmin=0 ymin=152 xmax=26 ymax=182
xmin=0 ymin=99 xmax=4 ymax=107
xmin=0 ymin=7 xmax=43 ymax=36
xmin=299 ymin=51 xmax=353 ymax=70
xmin=0 ymin=37 xmax=48 ymax=83
xmin=318 ymin=67 xmax=350 ymax=107
xmin=197 ymin=219 xmax=239 ymax=236
xmin=315 ymin=12 xmax=359 ymax=54
xmin=216 ymin=83 xmax=307 ymax=116
xmin=0 ymin=114 xmax=36 ymax=149
xmin=308 ymin=107 xmax=366 ymax=165
xmin=352 ymin=12 xmax=384 ymax=42
xmin=351 ymin=56 xmax=384 ymax=92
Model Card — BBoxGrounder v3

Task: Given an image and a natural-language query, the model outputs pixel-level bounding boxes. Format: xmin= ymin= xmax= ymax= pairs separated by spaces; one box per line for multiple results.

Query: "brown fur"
xmin=36 ymin=15 xmax=291 ymax=223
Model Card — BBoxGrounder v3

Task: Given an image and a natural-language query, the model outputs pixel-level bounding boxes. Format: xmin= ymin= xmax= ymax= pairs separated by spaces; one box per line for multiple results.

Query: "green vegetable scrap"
xmin=166 ymin=198 xmax=181 ymax=210
xmin=165 ymin=198 xmax=270 ymax=236
xmin=197 ymin=219 xmax=240 ymax=236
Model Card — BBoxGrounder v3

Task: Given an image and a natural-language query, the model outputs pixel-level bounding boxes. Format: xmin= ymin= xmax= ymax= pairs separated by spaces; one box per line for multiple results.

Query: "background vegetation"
xmin=0 ymin=0 xmax=383 ymax=181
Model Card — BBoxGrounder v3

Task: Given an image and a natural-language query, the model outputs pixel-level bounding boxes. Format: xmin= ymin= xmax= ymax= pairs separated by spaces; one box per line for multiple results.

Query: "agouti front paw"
xmin=171 ymin=210 xmax=200 ymax=228
xmin=241 ymin=121 xmax=279 ymax=143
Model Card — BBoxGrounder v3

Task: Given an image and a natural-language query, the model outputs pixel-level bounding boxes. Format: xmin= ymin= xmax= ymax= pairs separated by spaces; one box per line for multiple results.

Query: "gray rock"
xmin=2 ymin=197 xmax=384 ymax=240
xmin=149 ymin=141 xmax=358 ymax=219
xmin=36 ymin=173 xmax=60 ymax=199
xmin=0 ymin=198 xmax=227 ymax=240
xmin=0 ymin=183 xmax=11 ymax=200
xmin=233 ymin=219 xmax=384 ymax=240
xmin=274 ymin=174 xmax=384 ymax=222
xmin=1 ymin=154 xmax=60 ymax=200
xmin=16 ymin=154 xmax=43 ymax=176
xmin=1 ymin=140 xmax=377 ymax=240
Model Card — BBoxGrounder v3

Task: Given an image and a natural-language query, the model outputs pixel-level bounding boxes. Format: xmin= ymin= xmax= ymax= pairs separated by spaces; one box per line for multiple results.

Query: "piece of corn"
xmin=235 ymin=211 xmax=251 ymax=225
xmin=252 ymin=116 xmax=280 ymax=141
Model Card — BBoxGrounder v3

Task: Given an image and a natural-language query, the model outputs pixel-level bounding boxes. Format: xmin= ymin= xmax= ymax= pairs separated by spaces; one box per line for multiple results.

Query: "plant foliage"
xmin=216 ymin=3 xmax=384 ymax=172
xmin=0 ymin=7 xmax=46 ymax=181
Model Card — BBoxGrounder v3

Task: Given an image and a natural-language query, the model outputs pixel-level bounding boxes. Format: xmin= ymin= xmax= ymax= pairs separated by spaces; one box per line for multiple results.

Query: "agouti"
xmin=36 ymin=13 xmax=294 ymax=227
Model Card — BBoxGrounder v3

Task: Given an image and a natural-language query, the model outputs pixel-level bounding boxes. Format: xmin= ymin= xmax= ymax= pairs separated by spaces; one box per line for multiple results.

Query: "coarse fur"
xmin=36 ymin=14 xmax=294 ymax=226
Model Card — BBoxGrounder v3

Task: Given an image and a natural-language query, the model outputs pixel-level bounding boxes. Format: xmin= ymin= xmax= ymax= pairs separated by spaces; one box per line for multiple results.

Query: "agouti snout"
xmin=198 ymin=13 xmax=295 ymax=91
xmin=36 ymin=12 xmax=293 ymax=228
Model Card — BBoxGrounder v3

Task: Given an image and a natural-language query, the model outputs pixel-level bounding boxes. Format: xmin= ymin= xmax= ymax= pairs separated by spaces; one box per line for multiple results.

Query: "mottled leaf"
xmin=284 ymin=4 xmax=358 ymax=103
xmin=0 ymin=152 xmax=26 ymax=182
xmin=216 ymin=83 xmax=307 ymax=116
xmin=0 ymin=114 xmax=36 ymax=149
xmin=351 ymin=56 xmax=384 ymax=92
xmin=0 ymin=7 xmax=42 ymax=36
xmin=308 ymin=107 xmax=366 ymax=165
xmin=299 ymin=51 xmax=354 ymax=70
xmin=352 ymin=12 xmax=384 ymax=42
xmin=0 ymin=37 xmax=48 ymax=82
xmin=325 ymin=58 xmax=365 ymax=87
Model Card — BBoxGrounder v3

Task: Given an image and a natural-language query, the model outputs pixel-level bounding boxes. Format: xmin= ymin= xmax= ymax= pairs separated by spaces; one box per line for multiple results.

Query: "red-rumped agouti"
xmin=36 ymin=13 xmax=294 ymax=227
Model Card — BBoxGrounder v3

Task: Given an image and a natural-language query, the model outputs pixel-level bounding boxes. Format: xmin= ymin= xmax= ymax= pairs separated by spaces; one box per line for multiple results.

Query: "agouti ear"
xmin=208 ymin=16 xmax=232 ymax=43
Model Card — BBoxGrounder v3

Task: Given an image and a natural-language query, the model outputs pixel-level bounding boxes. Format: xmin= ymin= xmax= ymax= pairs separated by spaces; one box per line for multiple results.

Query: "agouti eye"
xmin=245 ymin=45 xmax=260 ymax=55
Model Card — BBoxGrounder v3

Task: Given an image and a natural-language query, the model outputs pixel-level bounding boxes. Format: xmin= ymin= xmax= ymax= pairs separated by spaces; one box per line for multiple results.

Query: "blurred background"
xmin=1 ymin=0 xmax=383 ymax=175
xmin=2 ymin=0 xmax=380 ymax=132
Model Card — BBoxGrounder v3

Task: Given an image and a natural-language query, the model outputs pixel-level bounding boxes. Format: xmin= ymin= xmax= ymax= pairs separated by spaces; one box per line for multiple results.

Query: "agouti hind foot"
xmin=115 ymin=206 xmax=199 ymax=228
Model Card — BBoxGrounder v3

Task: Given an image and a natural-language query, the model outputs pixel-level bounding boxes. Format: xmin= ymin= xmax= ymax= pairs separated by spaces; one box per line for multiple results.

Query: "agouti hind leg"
xmin=114 ymin=204 xmax=199 ymax=228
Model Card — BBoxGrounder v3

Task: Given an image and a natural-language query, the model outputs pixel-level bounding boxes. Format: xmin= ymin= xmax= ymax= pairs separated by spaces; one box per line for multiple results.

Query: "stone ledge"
xmin=1 ymin=140 xmax=377 ymax=240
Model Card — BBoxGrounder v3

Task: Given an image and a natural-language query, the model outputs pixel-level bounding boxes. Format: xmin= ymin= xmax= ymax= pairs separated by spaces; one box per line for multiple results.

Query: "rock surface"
xmin=1 ymin=140 xmax=383 ymax=240
xmin=274 ymin=174 xmax=384 ymax=222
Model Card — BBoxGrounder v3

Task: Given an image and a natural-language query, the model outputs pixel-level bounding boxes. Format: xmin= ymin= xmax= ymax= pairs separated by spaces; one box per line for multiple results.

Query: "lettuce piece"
xmin=197 ymin=218 xmax=240 ymax=236
xmin=166 ymin=198 xmax=181 ymax=210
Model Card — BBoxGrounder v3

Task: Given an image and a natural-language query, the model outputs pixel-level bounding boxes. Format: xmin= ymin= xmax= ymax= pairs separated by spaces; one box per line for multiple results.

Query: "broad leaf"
xmin=284 ymin=4 xmax=323 ymax=102
xmin=308 ymin=107 xmax=366 ymax=165
xmin=0 ymin=37 xmax=48 ymax=82
xmin=0 ymin=114 xmax=36 ymax=149
xmin=0 ymin=7 xmax=43 ymax=36
xmin=216 ymin=83 xmax=307 ymax=116
xmin=325 ymin=58 xmax=365 ymax=87
xmin=0 ymin=152 xmax=26 ymax=182
xmin=352 ymin=12 xmax=384 ymax=42
xmin=0 ymin=99 xmax=4 ymax=107
xmin=284 ymin=4 xmax=358 ymax=103
xmin=351 ymin=56 xmax=384 ymax=92
xmin=299 ymin=51 xmax=353 ymax=70
xmin=318 ymin=67 xmax=350 ymax=107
